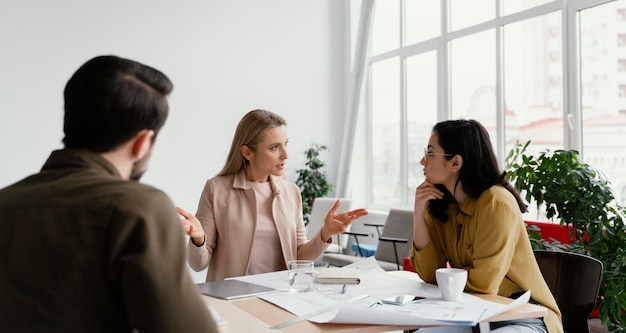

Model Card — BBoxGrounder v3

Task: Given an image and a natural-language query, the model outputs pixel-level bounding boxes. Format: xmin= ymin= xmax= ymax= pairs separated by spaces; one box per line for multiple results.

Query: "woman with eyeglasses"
xmin=410 ymin=119 xmax=563 ymax=333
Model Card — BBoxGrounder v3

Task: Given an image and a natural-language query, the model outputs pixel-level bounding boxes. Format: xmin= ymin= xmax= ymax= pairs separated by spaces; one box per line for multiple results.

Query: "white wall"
xmin=0 ymin=0 xmax=350 ymax=213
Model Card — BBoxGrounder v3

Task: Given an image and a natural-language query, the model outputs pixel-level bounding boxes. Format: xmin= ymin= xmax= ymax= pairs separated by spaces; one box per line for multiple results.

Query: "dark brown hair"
xmin=428 ymin=119 xmax=528 ymax=222
xmin=63 ymin=55 xmax=173 ymax=152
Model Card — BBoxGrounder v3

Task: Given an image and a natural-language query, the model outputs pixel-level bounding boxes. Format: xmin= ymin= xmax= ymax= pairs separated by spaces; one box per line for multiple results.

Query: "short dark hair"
xmin=62 ymin=55 xmax=173 ymax=152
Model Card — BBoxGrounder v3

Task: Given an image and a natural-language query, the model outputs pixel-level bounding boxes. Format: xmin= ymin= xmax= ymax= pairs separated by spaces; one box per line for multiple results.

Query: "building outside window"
xmin=347 ymin=0 xmax=626 ymax=212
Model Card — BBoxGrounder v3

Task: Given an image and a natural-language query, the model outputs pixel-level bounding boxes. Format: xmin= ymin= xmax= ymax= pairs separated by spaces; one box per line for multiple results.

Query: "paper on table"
xmin=260 ymin=292 xmax=491 ymax=326
xmin=370 ymin=295 xmax=488 ymax=326
xmin=231 ymin=256 xmax=435 ymax=298
xmin=303 ymin=291 xmax=528 ymax=326
xmin=231 ymin=269 xmax=341 ymax=293
xmin=480 ymin=290 xmax=532 ymax=320
xmin=313 ymin=303 xmax=471 ymax=326
xmin=265 ymin=292 xmax=370 ymax=327
xmin=261 ymin=291 xmax=449 ymax=326
xmin=341 ymin=257 xmax=443 ymax=299
xmin=255 ymin=257 xmax=532 ymax=327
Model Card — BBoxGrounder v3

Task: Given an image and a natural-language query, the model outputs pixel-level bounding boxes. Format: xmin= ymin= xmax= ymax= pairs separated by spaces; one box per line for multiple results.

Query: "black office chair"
xmin=534 ymin=250 xmax=603 ymax=333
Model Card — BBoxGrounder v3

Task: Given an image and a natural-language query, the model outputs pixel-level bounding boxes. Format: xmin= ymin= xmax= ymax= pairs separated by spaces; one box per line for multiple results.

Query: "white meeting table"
xmin=202 ymin=292 xmax=547 ymax=333
xmin=201 ymin=269 xmax=548 ymax=333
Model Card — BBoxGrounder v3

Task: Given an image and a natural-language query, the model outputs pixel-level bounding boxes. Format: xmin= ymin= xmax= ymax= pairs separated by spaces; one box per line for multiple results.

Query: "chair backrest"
xmin=306 ymin=198 xmax=352 ymax=250
xmin=534 ymin=250 xmax=603 ymax=333
xmin=375 ymin=208 xmax=414 ymax=267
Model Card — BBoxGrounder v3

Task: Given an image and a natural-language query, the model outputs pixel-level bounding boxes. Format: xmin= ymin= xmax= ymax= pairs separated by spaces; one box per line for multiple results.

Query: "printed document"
xmin=233 ymin=257 xmax=530 ymax=327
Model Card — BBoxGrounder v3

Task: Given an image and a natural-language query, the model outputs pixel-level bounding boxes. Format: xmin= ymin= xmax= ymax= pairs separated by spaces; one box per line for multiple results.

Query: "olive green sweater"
xmin=0 ymin=149 xmax=217 ymax=332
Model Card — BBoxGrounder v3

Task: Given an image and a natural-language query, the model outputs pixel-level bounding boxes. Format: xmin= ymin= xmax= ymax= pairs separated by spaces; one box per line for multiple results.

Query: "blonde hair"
xmin=217 ymin=109 xmax=287 ymax=176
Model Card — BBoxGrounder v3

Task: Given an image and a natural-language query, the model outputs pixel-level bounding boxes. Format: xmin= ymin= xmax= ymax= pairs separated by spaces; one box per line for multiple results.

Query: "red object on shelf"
xmin=525 ymin=220 xmax=574 ymax=244
xmin=403 ymin=257 xmax=415 ymax=272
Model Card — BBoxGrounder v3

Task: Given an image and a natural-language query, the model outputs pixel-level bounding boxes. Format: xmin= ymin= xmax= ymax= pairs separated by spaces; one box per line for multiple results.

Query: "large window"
xmin=580 ymin=1 xmax=626 ymax=206
xmin=348 ymin=0 xmax=625 ymax=212
xmin=503 ymin=11 xmax=564 ymax=158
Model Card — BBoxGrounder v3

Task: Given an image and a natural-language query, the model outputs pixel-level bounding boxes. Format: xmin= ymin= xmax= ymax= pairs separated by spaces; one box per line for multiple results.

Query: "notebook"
xmin=316 ymin=267 xmax=361 ymax=284
xmin=197 ymin=279 xmax=277 ymax=300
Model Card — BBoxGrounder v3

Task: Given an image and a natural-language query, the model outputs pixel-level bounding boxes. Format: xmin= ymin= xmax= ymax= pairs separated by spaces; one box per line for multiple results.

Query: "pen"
xmin=341 ymin=284 xmax=347 ymax=294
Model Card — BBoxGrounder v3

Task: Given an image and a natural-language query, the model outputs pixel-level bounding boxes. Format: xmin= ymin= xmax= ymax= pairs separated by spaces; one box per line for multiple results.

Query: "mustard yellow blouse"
xmin=410 ymin=185 xmax=563 ymax=333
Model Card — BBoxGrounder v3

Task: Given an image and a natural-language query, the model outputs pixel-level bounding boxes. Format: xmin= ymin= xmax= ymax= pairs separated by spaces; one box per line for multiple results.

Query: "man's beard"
xmin=130 ymin=169 xmax=145 ymax=182
xmin=130 ymin=151 xmax=151 ymax=182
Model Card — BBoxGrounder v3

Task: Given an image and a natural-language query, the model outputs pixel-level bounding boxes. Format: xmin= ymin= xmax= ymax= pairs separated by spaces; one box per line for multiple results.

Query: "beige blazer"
xmin=187 ymin=170 xmax=329 ymax=281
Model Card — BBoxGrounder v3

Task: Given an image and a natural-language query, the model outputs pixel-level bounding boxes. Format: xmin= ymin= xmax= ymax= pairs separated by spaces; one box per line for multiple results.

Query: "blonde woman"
xmin=179 ymin=109 xmax=367 ymax=281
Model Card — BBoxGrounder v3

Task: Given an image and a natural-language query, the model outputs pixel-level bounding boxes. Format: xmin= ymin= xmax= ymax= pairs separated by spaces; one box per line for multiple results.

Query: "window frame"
xmin=340 ymin=0 xmax=619 ymax=211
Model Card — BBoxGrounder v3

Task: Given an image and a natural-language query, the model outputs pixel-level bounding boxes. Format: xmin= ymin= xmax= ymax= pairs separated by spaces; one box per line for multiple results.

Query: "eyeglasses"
xmin=423 ymin=148 xmax=453 ymax=160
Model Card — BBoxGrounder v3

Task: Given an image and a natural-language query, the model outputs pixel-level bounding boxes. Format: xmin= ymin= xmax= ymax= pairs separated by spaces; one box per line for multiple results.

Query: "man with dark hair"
xmin=0 ymin=55 xmax=218 ymax=332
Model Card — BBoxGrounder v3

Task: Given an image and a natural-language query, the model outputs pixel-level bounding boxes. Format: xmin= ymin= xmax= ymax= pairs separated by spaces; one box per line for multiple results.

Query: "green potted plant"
xmin=295 ymin=143 xmax=334 ymax=225
xmin=505 ymin=141 xmax=626 ymax=331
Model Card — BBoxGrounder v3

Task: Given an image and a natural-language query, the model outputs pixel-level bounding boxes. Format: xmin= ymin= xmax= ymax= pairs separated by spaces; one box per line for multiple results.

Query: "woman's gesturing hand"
xmin=320 ymin=199 xmax=368 ymax=243
xmin=177 ymin=206 xmax=205 ymax=247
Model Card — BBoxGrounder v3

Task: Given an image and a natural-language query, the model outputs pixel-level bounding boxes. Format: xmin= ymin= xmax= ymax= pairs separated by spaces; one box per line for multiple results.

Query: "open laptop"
xmin=197 ymin=279 xmax=278 ymax=300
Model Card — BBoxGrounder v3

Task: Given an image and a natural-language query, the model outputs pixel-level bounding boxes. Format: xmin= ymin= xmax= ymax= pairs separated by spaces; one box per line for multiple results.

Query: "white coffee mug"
xmin=435 ymin=267 xmax=467 ymax=302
